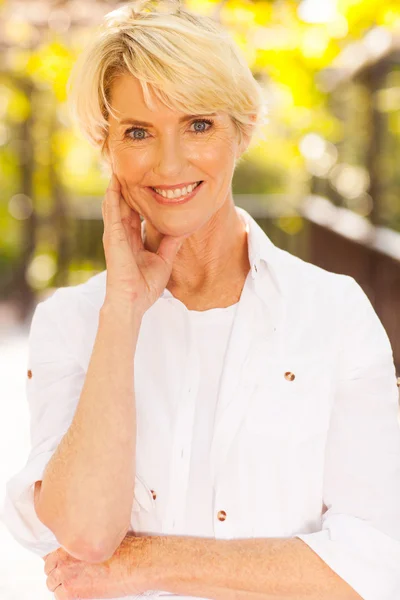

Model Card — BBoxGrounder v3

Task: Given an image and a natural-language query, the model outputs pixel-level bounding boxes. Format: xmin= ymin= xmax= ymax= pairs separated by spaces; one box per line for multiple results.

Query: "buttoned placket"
xmin=209 ymin=257 xmax=290 ymax=537
xmin=162 ymin=305 xmax=201 ymax=535
xmin=209 ymin=268 xmax=266 ymax=537
xmin=159 ymin=216 xmax=282 ymax=538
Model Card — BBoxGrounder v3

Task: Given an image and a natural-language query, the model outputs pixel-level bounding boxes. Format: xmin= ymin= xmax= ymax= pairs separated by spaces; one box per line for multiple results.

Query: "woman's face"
xmin=106 ymin=74 xmax=247 ymax=238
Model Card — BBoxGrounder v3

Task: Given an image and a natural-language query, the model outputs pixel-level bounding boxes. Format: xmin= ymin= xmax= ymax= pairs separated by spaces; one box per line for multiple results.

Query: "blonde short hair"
xmin=67 ymin=0 xmax=268 ymax=159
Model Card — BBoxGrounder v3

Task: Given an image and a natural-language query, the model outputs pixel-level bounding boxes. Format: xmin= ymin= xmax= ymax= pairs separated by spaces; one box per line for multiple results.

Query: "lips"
xmin=148 ymin=180 xmax=205 ymax=205
xmin=150 ymin=181 xmax=203 ymax=191
xmin=150 ymin=181 xmax=202 ymax=195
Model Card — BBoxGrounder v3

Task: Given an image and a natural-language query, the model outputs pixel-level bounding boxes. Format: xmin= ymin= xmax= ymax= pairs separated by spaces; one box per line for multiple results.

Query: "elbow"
xmin=34 ymin=493 xmax=102 ymax=562
xmin=62 ymin=535 xmax=114 ymax=563
xmin=34 ymin=482 xmax=129 ymax=563
xmin=65 ymin=525 xmax=130 ymax=564
xmin=63 ymin=542 xmax=113 ymax=563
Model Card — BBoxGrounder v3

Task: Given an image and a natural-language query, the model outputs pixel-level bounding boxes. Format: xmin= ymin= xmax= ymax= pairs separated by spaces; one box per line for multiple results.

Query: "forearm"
xmin=37 ymin=301 xmax=143 ymax=559
xmin=140 ymin=535 xmax=363 ymax=600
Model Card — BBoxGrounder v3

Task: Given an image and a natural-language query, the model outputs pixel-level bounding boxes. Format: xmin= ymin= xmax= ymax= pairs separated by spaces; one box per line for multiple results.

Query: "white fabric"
xmin=2 ymin=206 xmax=400 ymax=600
xmin=183 ymin=301 xmax=238 ymax=537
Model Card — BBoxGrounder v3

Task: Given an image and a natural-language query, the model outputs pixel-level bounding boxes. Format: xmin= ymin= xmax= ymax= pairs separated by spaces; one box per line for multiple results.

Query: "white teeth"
xmin=174 ymin=186 xmax=187 ymax=198
xmin=153 ymin=182 xmax=200 ymax=199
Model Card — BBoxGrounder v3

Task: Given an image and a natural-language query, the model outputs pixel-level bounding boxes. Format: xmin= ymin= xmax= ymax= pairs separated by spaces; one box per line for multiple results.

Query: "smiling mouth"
xmin=150 ymin=181 xmax=203 ymax=199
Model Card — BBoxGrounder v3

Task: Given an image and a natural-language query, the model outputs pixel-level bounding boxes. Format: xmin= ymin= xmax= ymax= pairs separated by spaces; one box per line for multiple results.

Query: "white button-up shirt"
xmin=3 ymin=206 xmax=400 ymax=600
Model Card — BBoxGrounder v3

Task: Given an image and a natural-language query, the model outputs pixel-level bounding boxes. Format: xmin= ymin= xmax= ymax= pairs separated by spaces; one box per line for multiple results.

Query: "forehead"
xmin=109 ymin=73 xmax=186 ymax=122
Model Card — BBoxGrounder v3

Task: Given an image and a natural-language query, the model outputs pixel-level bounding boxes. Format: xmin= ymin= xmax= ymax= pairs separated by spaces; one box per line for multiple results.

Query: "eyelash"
xmin=124 ymin=118 xmax=214 ymax=141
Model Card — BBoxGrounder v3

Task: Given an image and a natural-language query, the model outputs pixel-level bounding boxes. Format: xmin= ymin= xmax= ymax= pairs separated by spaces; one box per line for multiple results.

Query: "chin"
xmin=146 ymin=211 xmax=206 ymax=237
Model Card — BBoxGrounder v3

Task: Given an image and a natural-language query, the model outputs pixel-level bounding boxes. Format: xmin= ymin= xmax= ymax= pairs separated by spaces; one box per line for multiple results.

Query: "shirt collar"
xmin=236 ymin=206 xmax=283 ymax=296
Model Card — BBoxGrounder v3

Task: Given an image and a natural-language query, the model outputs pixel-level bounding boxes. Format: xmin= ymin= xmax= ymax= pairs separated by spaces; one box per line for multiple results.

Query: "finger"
xmin=46 ymin=568 xmax=62 ymax=592
xmin=104 ymin=173 xmax=123 ymax=231
xmin=118 ymin=186 xmax=144 ymax=254
xmin=44 ymin=553 xmax=59 ymax=575
xmin=54 ymin=583 xmax=69 ymax=600
xmin=101 ymin=199 xmax=105 ymax=228
xmin=157 ymin=234 xmax=187 ymax=267
xmin=45 ymin=564 xmax=58 ymax=579
xmin=125 ymin=208 xmax=144 ymax=255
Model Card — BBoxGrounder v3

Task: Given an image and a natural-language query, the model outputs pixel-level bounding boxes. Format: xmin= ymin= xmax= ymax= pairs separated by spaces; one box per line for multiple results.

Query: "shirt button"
xmin=217 ymin=510 xmax=227 ymax=521
xmin=27 ymin=369 xmax=32 ymax=379
xmin=150 ymin=489 xmax=157 ymax=500
xmin=284 ymin=371 xmax=295 ymax=381
xmin=397 ymin=377 xmax=400 ymax=387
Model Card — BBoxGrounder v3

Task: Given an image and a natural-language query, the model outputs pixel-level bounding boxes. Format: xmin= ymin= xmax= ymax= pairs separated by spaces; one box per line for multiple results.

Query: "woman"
xmin=4 ymin=1 xmax=400 ymax=599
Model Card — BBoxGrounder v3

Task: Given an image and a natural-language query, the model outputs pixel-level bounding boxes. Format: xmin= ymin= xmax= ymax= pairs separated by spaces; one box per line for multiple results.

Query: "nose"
xmin=153 ymin=133 xmax=186 ymax=180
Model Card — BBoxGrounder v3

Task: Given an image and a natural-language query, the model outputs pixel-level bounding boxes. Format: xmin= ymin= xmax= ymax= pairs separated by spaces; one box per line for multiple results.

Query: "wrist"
xmin=100 ymin=299 xmax=144 ymax=325
xmin=126 ymin=535 xmax=167 ymax=594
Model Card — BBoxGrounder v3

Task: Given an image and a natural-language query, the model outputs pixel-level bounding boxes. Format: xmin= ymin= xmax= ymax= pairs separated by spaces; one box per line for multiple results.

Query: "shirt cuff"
xmin=3 ymin=449 xmax=66 ymax=558
xmin=294 ymin=513 xmax=400 ymax=600
xmin=3 ymin=448 xmax=158 ymax=559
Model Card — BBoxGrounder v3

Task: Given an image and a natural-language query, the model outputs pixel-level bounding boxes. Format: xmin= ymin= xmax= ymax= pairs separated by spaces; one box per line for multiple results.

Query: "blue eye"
xmin=129 ymin=128 xmax=147 ymax=140
xmin=192 ymin=119 xmax=214 ymax=134
xmin=124 ymin=118 xmax=214 ymax=141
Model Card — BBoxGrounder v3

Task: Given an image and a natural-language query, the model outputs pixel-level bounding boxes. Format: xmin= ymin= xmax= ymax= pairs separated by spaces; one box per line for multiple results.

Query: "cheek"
xmin=111 ymin=137 xmax=237 ymax=181
xmin=190 ymin=140 xmax=236 ymax=171
xmin=113 ymin=145 xmax=153 ymax=177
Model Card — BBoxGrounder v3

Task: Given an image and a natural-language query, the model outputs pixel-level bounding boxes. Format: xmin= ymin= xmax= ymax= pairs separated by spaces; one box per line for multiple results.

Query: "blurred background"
xmin=0 ymin=0 xmax=400 ymax=597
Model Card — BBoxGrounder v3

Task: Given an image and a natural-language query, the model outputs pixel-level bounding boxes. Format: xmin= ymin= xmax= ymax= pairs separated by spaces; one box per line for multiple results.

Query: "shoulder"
xmin=273 ymin=245 xmax=357 ymax=302
xmin=30 ymin=270 xmax=107 ymax=366
xmin=274 ymin=247 xmax=392 ymax=353
xmin=270 ymin=249 xmax=391 ymax=366
xmin=35 ymin=269 xmax=106 ymax=318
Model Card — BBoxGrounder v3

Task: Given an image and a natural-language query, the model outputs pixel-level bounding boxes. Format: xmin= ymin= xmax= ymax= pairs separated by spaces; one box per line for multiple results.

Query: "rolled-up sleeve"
xmin=295 ymin=276 xmax=400 ymax=600
xmin=2 ymin=294 xmax=86 ymax=558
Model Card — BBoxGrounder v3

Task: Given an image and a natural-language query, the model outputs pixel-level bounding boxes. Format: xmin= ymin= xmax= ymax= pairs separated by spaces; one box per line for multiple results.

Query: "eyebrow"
xmin=118 ymin=113 xmax=218 ymax=127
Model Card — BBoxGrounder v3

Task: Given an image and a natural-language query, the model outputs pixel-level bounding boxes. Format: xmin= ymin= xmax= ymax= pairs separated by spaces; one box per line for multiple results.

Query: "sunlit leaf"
xmin=7 ymin=89 xmax=31 ymax=123
xmin=26 ymin=40 xmax=75 ymax=101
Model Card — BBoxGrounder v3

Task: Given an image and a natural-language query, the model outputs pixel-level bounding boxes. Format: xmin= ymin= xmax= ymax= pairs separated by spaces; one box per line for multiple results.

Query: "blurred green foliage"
xmin=1 ymin=0 xmax=400 ymax=296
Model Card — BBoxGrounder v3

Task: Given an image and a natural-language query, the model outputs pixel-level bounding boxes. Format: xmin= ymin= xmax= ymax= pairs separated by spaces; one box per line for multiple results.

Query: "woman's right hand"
xmin=101 ymin=173 xmax=188 ymax=316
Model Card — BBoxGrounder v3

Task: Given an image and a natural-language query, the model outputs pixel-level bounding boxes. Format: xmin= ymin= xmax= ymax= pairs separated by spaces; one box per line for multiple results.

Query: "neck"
xmin=143 ymin=200 xmax=250 ymax=297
